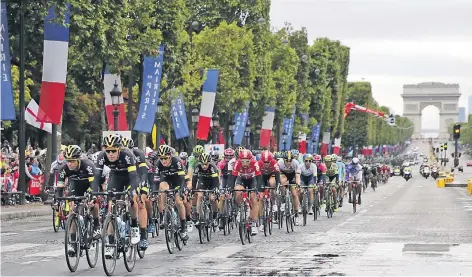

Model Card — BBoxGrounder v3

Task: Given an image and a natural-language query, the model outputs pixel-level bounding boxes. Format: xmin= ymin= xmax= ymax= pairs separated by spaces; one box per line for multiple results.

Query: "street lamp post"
xmin=282 ymin=131 xmax=288 ymax=151
xmin=211 ymin=113 xmax=220 ymax=144
xmin=109 ymin=81 xmax=122 ymax=132
xmin=245 ymin=120 xmax=251 ymax=148
xmin=228 ymin=121 xmax=235 ymax=146
xmin=191 ymin=108 xmax=199 ymax=148
xmin=255 ymin=124 xmax=262 ymax=150
xmin=293 ymin=136 xmax=299 ymax=151
xmin=155 ymin=100 xmax=163 ymax=149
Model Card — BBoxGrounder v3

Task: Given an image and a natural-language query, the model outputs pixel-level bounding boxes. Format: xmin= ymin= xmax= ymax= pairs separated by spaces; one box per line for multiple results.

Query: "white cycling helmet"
xmin=352 ymin=157 xmax=359 ymax=164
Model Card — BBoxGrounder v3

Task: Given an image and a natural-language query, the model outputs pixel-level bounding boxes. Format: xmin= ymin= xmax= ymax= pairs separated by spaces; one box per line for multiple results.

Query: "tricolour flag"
xmin=259 ymin=107 xmax=275 ymax=148
xmin=37 ymin=5 xmax=70 ymax=124
xmin=333 ymin=138 xmax=341 ymax=155
xmin=196 ymin=69 xmax=219 ymax=140
xmin=320 ymin=131 xmax=330 ymax=157
xmin=103 ymin=67 xmax=128 ymax=130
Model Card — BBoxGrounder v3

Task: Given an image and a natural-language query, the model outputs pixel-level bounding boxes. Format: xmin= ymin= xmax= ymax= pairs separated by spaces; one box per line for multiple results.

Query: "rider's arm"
xmin=57 ymin=164 xmax=68 ymax=186
xmin=273 ymin=160 xmax=281 ymax=186
xmin=192 ymin=165 xmax=199 ymax=190
xmin=134 ymin=150 xmax=148 ymax=183
xmin=294 ymin=161 xmax=301 ymax=185
xmin=210 ymin=164 xmax=219 ymax=190
xmin=92 ymin=152 xmax=105 ymax=192
xmin=82 ymin=159 xmax=96 ymax=188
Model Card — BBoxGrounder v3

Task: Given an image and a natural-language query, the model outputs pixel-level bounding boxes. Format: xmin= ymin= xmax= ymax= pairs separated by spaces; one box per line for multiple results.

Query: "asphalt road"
xmin=2 ymin=141 xmax=472 ymax=276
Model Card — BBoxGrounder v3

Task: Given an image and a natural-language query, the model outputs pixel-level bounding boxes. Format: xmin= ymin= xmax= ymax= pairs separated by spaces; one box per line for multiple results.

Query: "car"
xmin=467 ymin=161 xmax=472 ymax=167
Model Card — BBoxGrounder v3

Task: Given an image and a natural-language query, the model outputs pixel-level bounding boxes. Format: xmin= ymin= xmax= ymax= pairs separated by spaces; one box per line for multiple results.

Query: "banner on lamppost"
xmin=232 ymin=102 xmax=249 ymax=145
xmin=0 ymin=2 xmax=16 ymax=121
xmin=134 ymin=45 xmax=165 ymax=133
xmin=170 ymin=93 xmax=190 ymax=139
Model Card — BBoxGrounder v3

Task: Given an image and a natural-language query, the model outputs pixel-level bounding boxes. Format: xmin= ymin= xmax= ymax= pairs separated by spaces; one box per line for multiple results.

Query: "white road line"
xmin=25 ymin=249 xmax=63 ymax=258
xmin=191 ymin=244 xmax=245 ymax=258
xmin=25 ymin=227 xmax=51 ymax=232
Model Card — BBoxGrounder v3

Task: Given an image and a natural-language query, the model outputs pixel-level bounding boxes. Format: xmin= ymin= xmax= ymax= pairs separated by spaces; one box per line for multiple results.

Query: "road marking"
xmin=192 ymin=244 xmax=245 ymax=258
xmin=1 ymin=243 xmax=42 ymax=253
xmin=369 ymin=204 xmax=374 ymax=207
xmin=142 ymin=244 xmax=167 ymax=255
xmin=25 ymin=249 xmax=64 ymax=258
xmin=1 ymin=232 xmax=19 ymax=237
xmin=25 ymin=227 xmax=51 ymax=232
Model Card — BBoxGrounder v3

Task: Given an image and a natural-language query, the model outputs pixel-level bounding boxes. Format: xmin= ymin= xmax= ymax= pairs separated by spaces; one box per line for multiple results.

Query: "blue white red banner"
xmin=134 ymin=45 xmax=165 ymax=133
xmin=196 ymin=69 xmax=219 ymax=140
xmin=279 ymin=109 xmax=296 ymax=151
xmin=232 ymin=102 xmax=249 ymax=145
xmin=0 ymin=2 xmax=15 ymax=121
xmin=170 ymin=93 xmax=190 ymax=139
xmin=307 ymin=123 xmax=321 ymax=154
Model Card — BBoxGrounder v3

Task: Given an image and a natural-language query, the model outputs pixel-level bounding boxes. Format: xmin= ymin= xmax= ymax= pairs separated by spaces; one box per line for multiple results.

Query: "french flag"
xmin=333 ymin=138 xmax=341 ymax=155
xmin=196 ymin=69 xmax=219 ymax=140
xmin=259 ymin=107 xmax=275 ymax=148
xmin=368 ymin=145 xmax=373 ymax=156
xmin=103 ymin=68 xmax=128 ymax=130
xmin=298 ymin=133 xmax=307 ymax=154
xmin=320 ymin=131 xmax=330 ymax=157
xmin=37 ymin=5 xmax=70 ymax=124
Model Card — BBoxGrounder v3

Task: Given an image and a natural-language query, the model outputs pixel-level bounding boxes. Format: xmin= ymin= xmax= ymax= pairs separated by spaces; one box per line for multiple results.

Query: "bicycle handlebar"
xmin=56 ymin=196 xmax=88 ymax=201
xmin=232 ymin=188 xmax=256 ymax=192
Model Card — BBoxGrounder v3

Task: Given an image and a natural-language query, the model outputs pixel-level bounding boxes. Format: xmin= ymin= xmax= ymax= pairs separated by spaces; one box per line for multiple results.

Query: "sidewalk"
xmin=0 ymin=202 xmax=51 ymax=221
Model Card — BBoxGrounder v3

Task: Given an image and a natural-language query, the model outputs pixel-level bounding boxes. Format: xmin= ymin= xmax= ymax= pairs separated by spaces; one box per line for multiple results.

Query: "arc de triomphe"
xmin=401 ymin=82 xmax=460 ymax=139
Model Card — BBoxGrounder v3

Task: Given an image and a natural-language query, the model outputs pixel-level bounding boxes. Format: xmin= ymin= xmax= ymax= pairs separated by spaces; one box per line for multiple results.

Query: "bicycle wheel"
xmin=205 ymin=204 xmax=212 ymax=242
xmin=53 ymin=209 xmax=59 ymax=233
xmin=302 ymin=193 xmax=308 ymax=226
xmin=223 ymin=199 xmax=230 ymax=236
xmin=152 ymin=201 xmax=159 ymax=238
xmin=278 ymin=196 xmax=284 ymax=229
xmin=85 ymin=217 xmax=99 ymax=268
xmin=238 ymin=202 xmax=247 ymax=245
xmin=352 ymin=186 xmax=357 ymax=213
xmin=263 ymin=199 xmax=268 ymax=237
xmin=164 ymin=209 xmax=175 ymax=254
xmin=101 ymin=215 xmax=118 ymax=276
xmin=174 ymin=208 xmax=183 ymax=251
xmin=268 ymin=198 xmax=273 ymax=235
xmin=313 ymin=192 xmax=318 ymax=221
xmin=285 ymin=196 xmax=291 ymax=234
xmin=123 ymin=219 xmax=137 ymax=272
xmin=64 ymin=215 xmax=81 ymax=272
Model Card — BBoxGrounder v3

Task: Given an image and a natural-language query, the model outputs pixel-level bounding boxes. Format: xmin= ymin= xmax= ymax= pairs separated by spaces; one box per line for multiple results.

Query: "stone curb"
xmin=1 ymin=205 xmax=51 ymax=221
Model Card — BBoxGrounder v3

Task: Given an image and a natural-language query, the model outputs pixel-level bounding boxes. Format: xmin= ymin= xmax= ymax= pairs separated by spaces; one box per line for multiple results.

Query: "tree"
xmin=343 ymin=82 xmax=372 ymax=151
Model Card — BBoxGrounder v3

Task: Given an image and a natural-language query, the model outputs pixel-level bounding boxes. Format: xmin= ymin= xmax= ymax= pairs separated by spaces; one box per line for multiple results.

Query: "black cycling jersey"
xmin=58 ymin=158 xmax=96 ymax=196
xmin=93 ymin=148 xmax=139 ymax=192
xmin=192 ymin=162 xmax=219 ymax=190
xmin=130 ymin=148 xmax=147 ymax=183
xmin=154 ymin=156 xmax=186 ymax=191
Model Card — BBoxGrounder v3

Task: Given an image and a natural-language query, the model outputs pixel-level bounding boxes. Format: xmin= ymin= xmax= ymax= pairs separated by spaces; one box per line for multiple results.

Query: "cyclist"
xmin=93 ymin=134 xmax=141 ymax=258
xmin=50 ymin=152 xmax=66 ymax=201
xmin=218 ymin=148 xmax=235 ymax=190
xmin=346 ymin=157 xmax=363 ymax=205
xmin=192 ymin=153 xmax=219 ymax=227
xmin=278 ymin=151 xmax=301 ymax=225
xmin=299 ymin=154 xmax=317 ymax=214
xmin=258 ymin=150 xmax=281 ymax=225
xmin=153 ymin=145 xmax=189 ymax=240
xmin=324 ymin=155 xmax=339 ymax=211
xmin=209 ymin=150 xmax=219 ymax=165
xmin=335 ymin=155 xmax=346 ymax=207
xmin=188 ymin=145 xmax=204 ymax=179
xmin=179 ymin=152 xmax=189 ymax=170
xmin=122 ymin=137 xmax=151 ymax=249
xmin=59 ymin=145 xmax=99 ymax=257
xmin=230 ymin=149 xmax=261 ymax=235
xmin=313 ymin=154 xmax=327 ymax=202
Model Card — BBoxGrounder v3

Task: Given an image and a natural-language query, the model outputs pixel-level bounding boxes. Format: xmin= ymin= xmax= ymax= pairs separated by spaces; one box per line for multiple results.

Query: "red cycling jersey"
xmin=232 ymin=159 xmax=261 ymax=179
xmin=258 ymin=159 xmax=280 ymax=176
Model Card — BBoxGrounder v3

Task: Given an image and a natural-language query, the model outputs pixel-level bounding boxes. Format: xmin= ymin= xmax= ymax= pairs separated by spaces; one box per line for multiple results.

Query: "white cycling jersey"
xmin=278 ymin=159 xmax=301 ymax=174
xmin=299 ymin=162 xmax=317 ymax=177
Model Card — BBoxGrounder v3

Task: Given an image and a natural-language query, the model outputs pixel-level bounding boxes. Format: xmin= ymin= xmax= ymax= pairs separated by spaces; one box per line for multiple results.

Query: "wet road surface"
xmin=2 ymin=144 xmax=472 ymax=276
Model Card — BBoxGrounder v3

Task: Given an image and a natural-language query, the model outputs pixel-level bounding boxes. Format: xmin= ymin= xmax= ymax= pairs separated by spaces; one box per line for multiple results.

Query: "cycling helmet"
xmin=169 ymin=147 xmax=176 ymax=155
xmin=352 ymin=157 xmax=359 ymax=164
xmin=224 ymin=148 xmax=235 ymax=158
xmin=122 ymin=137 xmax=134 ymax=148
xmin=283 ymin=151 xmax=293 ymax=161
xmin=255 ymin=153 xmax=261 ymax=161
xmin=64 ymin=145 xmax=82 ymax=159
xmin=235 ymin=146 xmax=245 ymax=158
xmin=219 ymin=154 xmax=224 ymax=160
xmin=179 ymin=152 xmax=188 ymax=160
xmin=199 ymin=153 xmax=211 ymax=164
xmin=337 ymin=156 xmax=342 ymax=162
xmin=291 ymin=149 xmax=300 ymax=157
xmin=324 ymin=155 xmax=332 ymax=162
xmin=157 ymin=145 xmax=172 ymax=156
xmin=331 ymin=154 xmax=337 ymax=160
xmin=102 ymin=133 xmax=122 ymax=148
xmin=313 ymin=154 xmax=322 ymax=162
xmin=210 ymin=150 xmax=219 ymax=161
xmin=303 ymin=154 xmax=313 ymax=161
xmin=239 ymin=149 xmax=253 ymax=160
xmin=260 ymin=150 xmax=274 ymax=163
xmin=193 ymin=145 xmax=204 ymax=155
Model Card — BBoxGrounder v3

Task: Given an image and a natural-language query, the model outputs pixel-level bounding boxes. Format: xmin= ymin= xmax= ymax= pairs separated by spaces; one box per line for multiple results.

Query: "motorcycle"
xmin=403 ymin=169 xmax=412 ymax=181
xmin=422 ymin=167 xmax=430 ymax=179
xmin=431 ymin=168 xmax=439 ymax=180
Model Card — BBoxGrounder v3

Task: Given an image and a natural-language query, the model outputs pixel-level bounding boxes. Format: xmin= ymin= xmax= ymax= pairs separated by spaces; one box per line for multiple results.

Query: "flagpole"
xmin=51 ymin=124 xmax=57 ymax=161
xmin=18 ymin=0 xmax=26 ymax=205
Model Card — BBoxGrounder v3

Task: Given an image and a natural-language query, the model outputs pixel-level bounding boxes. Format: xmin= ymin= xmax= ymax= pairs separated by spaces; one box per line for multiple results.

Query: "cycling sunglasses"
xmin=105 ymin=148 xmax=119 ymax=154
xmin=159 ymin=156 xmax=170 ymax=161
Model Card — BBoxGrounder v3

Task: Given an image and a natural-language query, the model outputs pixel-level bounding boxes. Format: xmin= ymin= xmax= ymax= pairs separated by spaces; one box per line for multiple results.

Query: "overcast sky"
xmin=270 ymin=0 xmax=472 ymax=130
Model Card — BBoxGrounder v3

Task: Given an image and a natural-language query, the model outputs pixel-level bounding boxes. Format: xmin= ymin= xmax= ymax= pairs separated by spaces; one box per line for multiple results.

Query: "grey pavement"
xmin=0 ymin=203 xmax=51 ymax=221
xmin=2 ymin=141 xmax=472 ymax=276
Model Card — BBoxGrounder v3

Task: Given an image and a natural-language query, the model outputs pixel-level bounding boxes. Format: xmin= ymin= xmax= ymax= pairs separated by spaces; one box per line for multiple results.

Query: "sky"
xmin=270 ymin=0 xmax=472 ymax=130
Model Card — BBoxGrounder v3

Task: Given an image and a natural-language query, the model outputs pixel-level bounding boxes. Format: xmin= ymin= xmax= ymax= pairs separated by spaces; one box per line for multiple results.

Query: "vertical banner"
xmin=170 ymin=93 xmax=190 ymax=139
xmin=232 ymin=102 xmax=249 ymax=145
xmin=320 ymin=131 xmax=330 ymax=157
xmin=134 ymin=45 xmax=165 ymax=133
xmin=0 ymin=2 xmax=16 ymax=121
xmin=333 ymin=138 xmax=341 ymax=155
xmin=196 ymin=69 xmax=219 ymax=140
xmin=103 ymin=67 xmax=128 ymax=130
xmin=298 ymin=133 xmax=307 ymax=153
xmin=279 ymin=109 xmax=296 ymax=151
xmin=37 ymin=5 xmax=71 ymax=124
xmin=307 ymin=123 xmax=321 ymax=154
xmin=259 ymin=107 xmax=275 ymax=148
